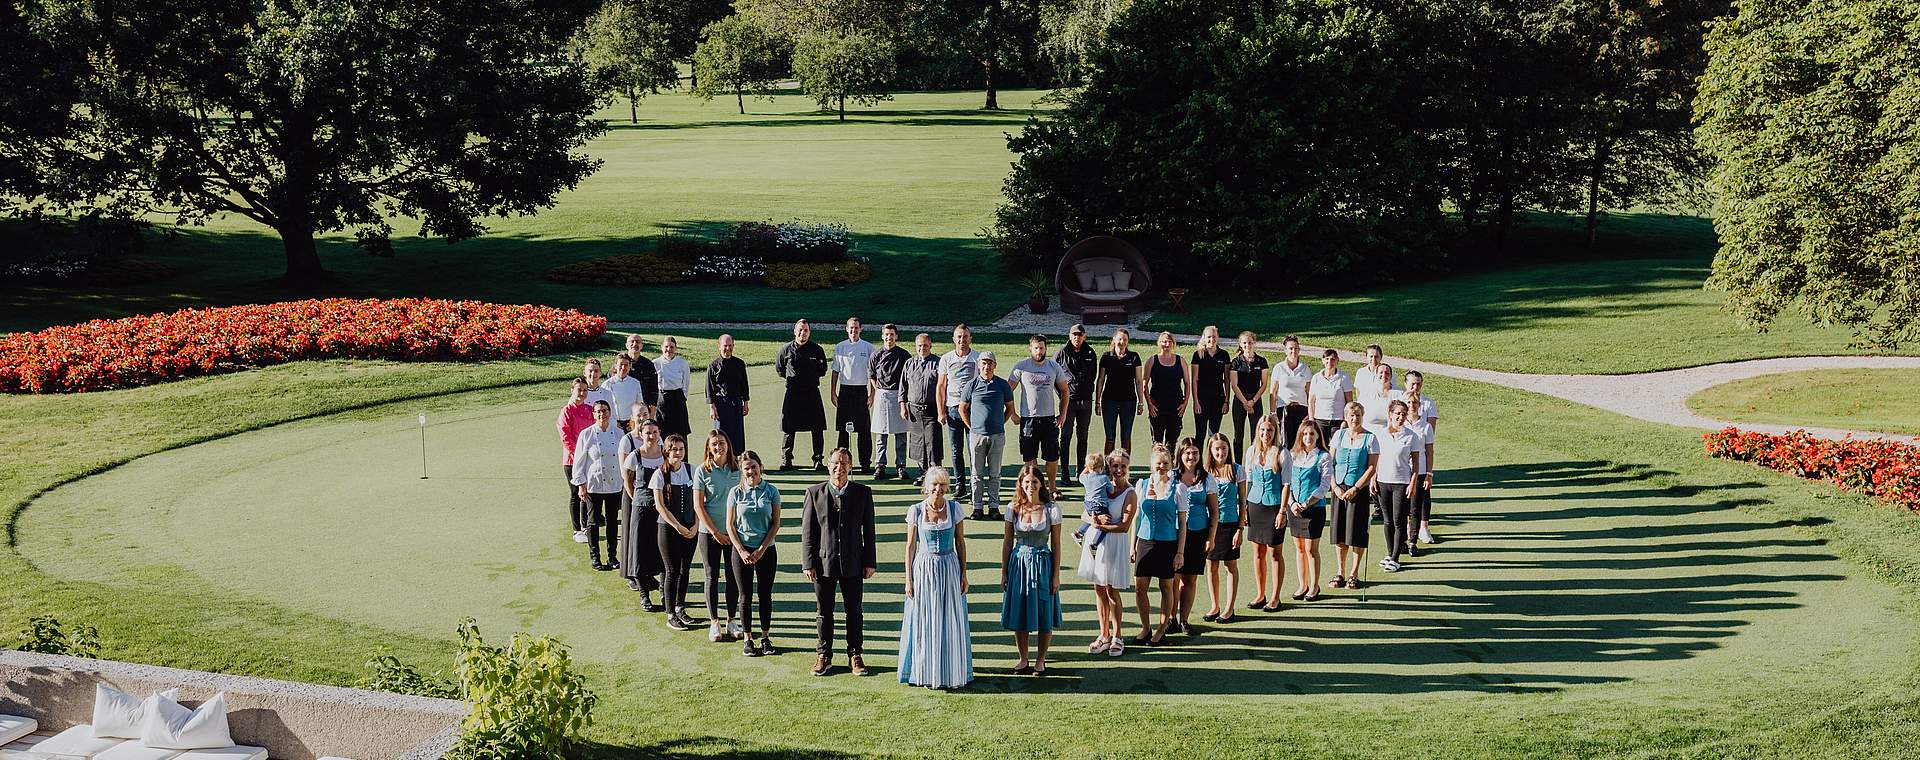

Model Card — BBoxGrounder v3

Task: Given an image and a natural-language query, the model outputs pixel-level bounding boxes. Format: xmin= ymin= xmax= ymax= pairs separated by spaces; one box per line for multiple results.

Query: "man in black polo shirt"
xmin=1052 ymin=323 xmax=1098 ymax=486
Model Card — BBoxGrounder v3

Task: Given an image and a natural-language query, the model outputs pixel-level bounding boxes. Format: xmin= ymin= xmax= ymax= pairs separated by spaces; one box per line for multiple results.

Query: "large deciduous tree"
xmin=912 ymin=0 xmax=1041 ymax=109
xmin=994 ymin=0 xmax=1448 ymax=283
xmin=691 ymin=15 xmax=788 ymax=114
xmin=792 ymin=29 xmax=898 ymax=120
xmin=0 ymin=1 xmax=86 ymax=213
xmin=22 ymin=0 xmax=605 ymax=284
xmin=575 ymin=0 xmax=682 ymax=124
xmin=1695 ymin=0 xmax=1920 ymax=347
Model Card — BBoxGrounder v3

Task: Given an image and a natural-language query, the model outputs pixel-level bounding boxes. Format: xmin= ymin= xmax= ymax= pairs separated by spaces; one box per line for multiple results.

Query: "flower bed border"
xmin=1704 ymin=427 xmax=1920 ymax=512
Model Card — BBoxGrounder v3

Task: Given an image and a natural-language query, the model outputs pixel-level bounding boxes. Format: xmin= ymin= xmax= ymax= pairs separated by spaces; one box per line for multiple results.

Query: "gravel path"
xmin=610 ymin=307 xmax=1920 ymax=442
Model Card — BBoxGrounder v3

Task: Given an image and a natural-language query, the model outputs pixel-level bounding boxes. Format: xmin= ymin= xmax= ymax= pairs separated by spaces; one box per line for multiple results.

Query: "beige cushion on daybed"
xmin=1079 ymin=289 xmax=1141 ymax=303
xmin=0 ymin=713 xmax=36 ymax=745
xmin=33 ymin=725 xmax=128 ymax=758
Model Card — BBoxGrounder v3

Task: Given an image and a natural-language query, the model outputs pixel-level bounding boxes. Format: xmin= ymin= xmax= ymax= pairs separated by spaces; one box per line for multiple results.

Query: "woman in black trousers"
xmin=619 ymin=417 xmax=666 ymax=611
xmin=1372 ymin=400 xmax=1425 ymax=574
xmin=1145 ymin=332 xmax=1187 ymax=452
xmin=653 ymin=434 xmax=701 ymax=630
xmin=727 ymin=451 xmax=784 ymax=656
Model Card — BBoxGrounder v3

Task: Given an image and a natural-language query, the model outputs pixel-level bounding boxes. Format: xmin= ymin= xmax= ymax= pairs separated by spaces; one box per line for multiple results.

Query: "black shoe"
xmin=640 ymin=590 xmax=663 ymax=613
xmin=758 ymin=638 xmax=776 ymax=656
xmin=779 ymin=460 xmax=794 ymax=471
xmin=607 ymin=560 xmax=620 ymax=571
xmin=744 ymin=638 xmax=760 ymax=657
xmin=913 ymin=476 xmax=925 ymax=487
xmin=813 ymin=461 xmax=826 ymax=472
xmin=971 ymin=509 xmax=986 ymax=520
xmin=677 ymin=611 xmax=703 ymax=627
xmin=666 ymin=612 xmax=691 ymax=631
xmin=1407 ymin=544 xmax=1422 ymax=558
xmin=858 ymin=465 xmax=872 ymax=475
xmin=987 ymin=509 xmax=1003 ymax=521
xmin=627 ymin=578 xmax=640 ymax=591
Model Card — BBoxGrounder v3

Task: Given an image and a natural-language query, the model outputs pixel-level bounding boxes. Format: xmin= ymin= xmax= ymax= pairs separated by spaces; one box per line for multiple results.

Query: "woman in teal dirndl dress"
xmin=1000 ymin=464 xmax=1063 ymax=675
xmin=900 ymin=466 xmax=973 ymax=689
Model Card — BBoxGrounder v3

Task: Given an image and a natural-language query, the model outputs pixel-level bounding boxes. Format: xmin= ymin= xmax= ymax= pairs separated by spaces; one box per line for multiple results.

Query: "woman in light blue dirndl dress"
xmin=899 ymin=467 xmax=973 ymax=689
xmin=1000 ymin=464 xmax=1063 ymax=675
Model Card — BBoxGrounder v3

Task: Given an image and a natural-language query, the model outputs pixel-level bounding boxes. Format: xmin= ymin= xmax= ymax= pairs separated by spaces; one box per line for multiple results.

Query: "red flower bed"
xmin=1704 ymin=427 xmax=1920 ymax=511
xmin=1 ymin=298 xmax=607 ymax=393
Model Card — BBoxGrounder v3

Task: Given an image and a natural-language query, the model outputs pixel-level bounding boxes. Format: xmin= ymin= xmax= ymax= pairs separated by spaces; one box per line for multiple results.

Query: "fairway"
xmin=0 ymin=90 xmax=1051 ymax=334
xmin=13 ymin=359 xmax=1920 ymax=757
xmin=1687 ymin=369 xmax=1920 ymax=437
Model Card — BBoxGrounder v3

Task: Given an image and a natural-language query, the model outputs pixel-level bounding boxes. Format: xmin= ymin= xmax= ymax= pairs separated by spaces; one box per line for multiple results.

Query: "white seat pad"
xmin=177 ymin=746 xmax=267 ymax=760
xmin=0 ymin=714 xmax=37 ymax=745
xmin=1077 ymin=288 xmax=1140 ymax=302
xmin=97 ymin=742 xmax=184 ymax=760
xmin=33 ymin=725 xmax=128 ymax=757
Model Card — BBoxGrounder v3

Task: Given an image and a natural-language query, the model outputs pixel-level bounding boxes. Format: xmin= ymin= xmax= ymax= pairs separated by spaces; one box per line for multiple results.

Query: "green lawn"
xmin=6 ymin=336 xmax=1920 ymax=758
xmin=1144 ymin=214 xmax=1915 ymax=375
xmin=1687 ymin=369 xmax=1920 ymax=436
xmin=0 ymin=90 xmax=1053 ymax=334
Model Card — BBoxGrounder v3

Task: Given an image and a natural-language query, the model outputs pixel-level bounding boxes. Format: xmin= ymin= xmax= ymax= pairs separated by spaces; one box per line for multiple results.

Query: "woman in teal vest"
xmin=1281 ymin=423 xmax=1333 ymax=601
xmin=1129 ymin=444 xmax=1187 ymax=646
xmin=1329 ymin=401 xmax=1379 ymax=590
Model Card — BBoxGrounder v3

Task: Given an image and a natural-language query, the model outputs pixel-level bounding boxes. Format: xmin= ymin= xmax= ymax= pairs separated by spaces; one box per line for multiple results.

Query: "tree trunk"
xmin=983 ymin=5 xmax=1001 ymax=110
xmin=1585 ymin=137 xmax=1611 ymax=249
xmin=838 ymin=95 xmax=845 ymax=121
xmin=279 ymin=224 xmax=325 ymax=285
xmin=628 ymin=86 xmax=638 ymax=124
xmin=984 ymin=55 xmax=999 ymax=110
xmin=736 ymin=86 xmax=745 ymax=114
xmin=688 ymin=60 xmax=698 ymax=90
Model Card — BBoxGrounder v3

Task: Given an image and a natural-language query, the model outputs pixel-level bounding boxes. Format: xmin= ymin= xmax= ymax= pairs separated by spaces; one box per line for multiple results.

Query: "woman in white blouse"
xmin=571 ymin=400 xmax=627 ymax=572
xmin=1304 ymin=349 xmax=1352 ymax=444
xmin=654 ymin=336 xmax=693 ymax=439
xmin=1371 ymin=400 xmax=1425 ymax=573
xmin=1268 ymin=335 xmax=1312 ymax=447
xmin=1358 ymin=364 xmax=1403 ymax=433
xmin=1403 ymin=371 xmax=1440 ymax=548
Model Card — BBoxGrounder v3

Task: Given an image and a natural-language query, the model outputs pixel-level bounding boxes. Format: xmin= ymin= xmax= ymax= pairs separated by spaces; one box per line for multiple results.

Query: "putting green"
xmin=1687 ymin=368 xmax=1920 ymax=437
xmin=16 ymin=366 xmax=1919 ymax=756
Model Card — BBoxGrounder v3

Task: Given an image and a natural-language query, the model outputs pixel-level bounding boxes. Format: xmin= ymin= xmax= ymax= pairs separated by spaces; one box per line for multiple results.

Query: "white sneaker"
xmin=1418 ymin=527 xmax=1436 ymax=544
xmin=572 ymin=530 xmax=589 ymax=543
xmin=708 ymin=622 xmax=723 ymax=643
xmin=1382 ymin=559 xmax=1401 ymax=573
xmin=728 ymin=619 xmax=743 ymax=640
xmin=1379 ymin=557 xmax=1392 ymax=570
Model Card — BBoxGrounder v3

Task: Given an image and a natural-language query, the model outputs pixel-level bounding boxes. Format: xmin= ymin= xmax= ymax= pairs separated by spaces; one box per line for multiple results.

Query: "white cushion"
xmin=1078 ymin=288 xmax=1140 ymax=303
xmin=1093 ymin=273 xmax=1115 ymax=292
xmin=1112 ymin=271 xmax=1132 ymax=290
xmin=175 ymin=746 xmax=267 ymax=760
xmin=34 ymin=725 xmax=128 ymax=757
xmin=94 ymin=684 xmax=181 ymax=739
xmin=140 ymin=692 xmax=233 ymax=751
xmin=97 ymin=742 xmax=183 ymax=760
xmin=1075 ymin=270 xmax=1095 ymax=290
xmin=0 ymin=713 xmax=37 ymax=745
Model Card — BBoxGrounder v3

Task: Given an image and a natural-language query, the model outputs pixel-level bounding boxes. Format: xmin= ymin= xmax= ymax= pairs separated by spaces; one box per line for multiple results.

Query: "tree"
xmin=1037 ymin=0 xmax=1129 ymax=83
xmin=21 ymin=0 xmax=605 ymax=284
xmin=692 ymin=15 xmax=787 ymax=114
xmin=575 ymin=0 xmax=682 ymax=123
xmin=913 ymin=0 xmax=1042 ymax=109
xmin=1695 ymin=0 xmax=1920 ymax=347
xmin=994 ymin=0 xmax=1450 ymax=283
xmin=0 ymin=0 xmax=86 ymax=214
xmin=792 ymin=29 xmax=898 ymax=120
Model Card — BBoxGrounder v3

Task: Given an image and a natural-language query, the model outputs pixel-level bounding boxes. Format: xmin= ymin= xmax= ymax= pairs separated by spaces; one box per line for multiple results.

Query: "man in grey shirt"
xmin=1008 ymin=334 xmax=1070 ymax=485
xmin=935 ymin=324 xmax=982 ymax=499
xmin=899 ymin=333 xmax=945 ymax=485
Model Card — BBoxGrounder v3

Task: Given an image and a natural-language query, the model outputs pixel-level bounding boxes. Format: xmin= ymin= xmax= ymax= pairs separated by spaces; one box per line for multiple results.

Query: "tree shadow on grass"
xmin=712 ymin=458 xmax=1843 ymax=697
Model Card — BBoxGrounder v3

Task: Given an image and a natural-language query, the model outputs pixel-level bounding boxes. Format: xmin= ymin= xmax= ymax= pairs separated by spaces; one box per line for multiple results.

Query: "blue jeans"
xmin=1101 ymin=397 xmax=1135 ymax=448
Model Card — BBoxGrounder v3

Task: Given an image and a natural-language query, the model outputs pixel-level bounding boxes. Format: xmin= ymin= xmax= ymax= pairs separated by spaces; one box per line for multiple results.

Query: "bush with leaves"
xmin=546 ymin=254 xmax=692 ymax=286
xmin=445 ymin=619 xmax=596 ymax=760
xmin=763 ymin=260 xmax=872 ymax=290
xmin=692 ymin=15 xmax=788 ymax=115
xmin=792 ymin=29 xmax=897 ymax=120
xmin=358 ymin=650 xmax=459 ymax=700
xmin=12 ymin=616 xmax=101 ymax=658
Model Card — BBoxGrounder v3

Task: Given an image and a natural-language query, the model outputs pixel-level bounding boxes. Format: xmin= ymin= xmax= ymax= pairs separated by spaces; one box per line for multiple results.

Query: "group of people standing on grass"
xmin=554 ymin=320 xmax=1436 ymax=686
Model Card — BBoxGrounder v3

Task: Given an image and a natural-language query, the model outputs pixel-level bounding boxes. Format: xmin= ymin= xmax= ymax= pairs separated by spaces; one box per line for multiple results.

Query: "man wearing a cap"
xmin=958 ymin=350 xmax=1017 ymax=519
xmin=1053 ymin=324 xmax=1098 ymax=485
xmin=935 ymin=325 xmax=982 ymax=500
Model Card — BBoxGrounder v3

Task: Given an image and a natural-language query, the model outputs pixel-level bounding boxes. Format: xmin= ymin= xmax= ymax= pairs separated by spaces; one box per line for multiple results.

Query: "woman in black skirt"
xmin=1171 ymin=437 xmax=1218 ymax=634
xmin=1329 ymin=401 xmax=1379 ymax=590
xmin=1202 ymin=434 xmax=1247 ymax=623
xmin=655 ymin=336 xmax=693 ymax=438
xmin=1241 ymin=414 xmax=1288 ymax=612
xmin=1129 ymin=445 xmax=1186 ymax=646
xmin=619 ymin=417 xmax=666 ymax=611
xmin=652 ymin=434 xmax=701 ymax=630
xmin=1282 ymin=421 xmax=1332 ymax=601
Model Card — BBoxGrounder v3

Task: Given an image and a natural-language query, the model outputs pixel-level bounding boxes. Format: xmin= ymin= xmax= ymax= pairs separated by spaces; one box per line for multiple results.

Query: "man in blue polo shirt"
xmin=959 ymin=351 xmax=1016 ymax=520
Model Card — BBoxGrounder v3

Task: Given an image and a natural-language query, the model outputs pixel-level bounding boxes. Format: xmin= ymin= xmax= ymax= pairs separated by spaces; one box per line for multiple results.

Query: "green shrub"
xmin=763 ymin=260 xmax=872 ymax=290
xmin=12 ymin=616 xmax=101 ymax=658
xmin=652 ymin=234 xmax=717 ymax=260
xmin=446 ymin=619 xmax=596 ymax=760
xmin=546 ymin=254 xmax=690 ymax=286
xmin=358 ymin=650 xmax=459 ymax=700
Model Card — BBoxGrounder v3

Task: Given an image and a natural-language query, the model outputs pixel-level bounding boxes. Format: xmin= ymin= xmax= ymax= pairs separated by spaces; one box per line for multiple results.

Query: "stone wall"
xmin=0 ymin=651 xmax=465 ymax=760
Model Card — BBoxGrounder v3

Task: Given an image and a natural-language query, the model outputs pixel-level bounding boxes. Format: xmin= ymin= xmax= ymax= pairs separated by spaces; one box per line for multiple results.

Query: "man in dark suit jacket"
xmin=801 ymin=448 xmax=877 ymax=677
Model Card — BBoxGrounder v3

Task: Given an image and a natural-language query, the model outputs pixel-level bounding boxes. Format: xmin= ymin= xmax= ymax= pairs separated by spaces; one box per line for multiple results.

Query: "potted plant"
xmin=1020 ymin=270 xmax=1053 ymax=314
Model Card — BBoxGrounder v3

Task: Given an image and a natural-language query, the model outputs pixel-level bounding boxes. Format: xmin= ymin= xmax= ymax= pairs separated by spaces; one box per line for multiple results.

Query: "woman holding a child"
xmin=1000 ymin=464 xmax=1063 ymax=674
xmin=1075 ymin=450 xmax=1136 ymax=656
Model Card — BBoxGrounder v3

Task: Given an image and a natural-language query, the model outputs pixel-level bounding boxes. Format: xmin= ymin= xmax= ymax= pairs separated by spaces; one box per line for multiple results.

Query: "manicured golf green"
xmin=1143 ymin=214 xmax=1916 ymax=374
xmin=1687 ymin=369 xmax=1920 ymax=437
xmin=8 ymin=342 xmax=1920 ymax=757
xmin=0 ymin=89 xmax=1052 ymax=334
